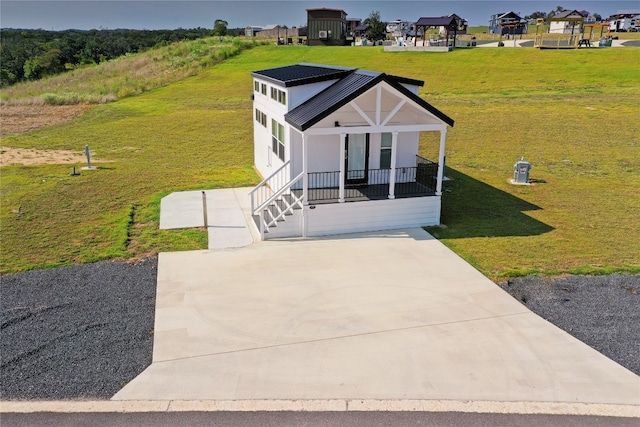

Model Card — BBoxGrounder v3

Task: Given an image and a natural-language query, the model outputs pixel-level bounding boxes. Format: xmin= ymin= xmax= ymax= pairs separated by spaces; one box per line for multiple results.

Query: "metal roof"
xmin=284 ymin=69 xmax=454 ymax=131
xmin=551 ymin=10 xmax=584 ymax=19
xmin=415 ymin=16 xmax=456 ymax=27
xmin=251 ymin=63 xmax=355 ymax=88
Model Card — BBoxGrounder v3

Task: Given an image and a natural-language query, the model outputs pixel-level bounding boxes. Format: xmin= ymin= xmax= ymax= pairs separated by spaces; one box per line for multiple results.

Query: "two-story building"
xmin=250 ymin=63 xmax=454 ymax=239
xmin=489 ymin=11 xmax=527 ymax=36
xmin=306 ymin=8 xmax=348 ymax=46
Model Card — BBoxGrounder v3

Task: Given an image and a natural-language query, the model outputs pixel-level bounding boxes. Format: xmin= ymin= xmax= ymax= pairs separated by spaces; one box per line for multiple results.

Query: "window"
xmin=255 ymin=108 xmax=267 ymax=127
xmin=380 ymin=133 xmax=392 ymax=169
xmin=261 ymin=83 xmax=267 ymax=95
xmin=271 ymin=119 xmax=285 ymax=161
xmin=270 ymin=87 xmax=286 ymax=105
xmin=254 ymin=80 xmax=259 ymax=92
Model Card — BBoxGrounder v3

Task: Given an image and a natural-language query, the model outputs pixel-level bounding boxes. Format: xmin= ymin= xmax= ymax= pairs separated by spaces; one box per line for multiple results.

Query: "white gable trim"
xmin=381 ymin=99 xmax=407 ymax=126
xmin=301 ymin=123 xmax=447 ymax=136
xmin=349 ymin=101 xmax=376 ymax=126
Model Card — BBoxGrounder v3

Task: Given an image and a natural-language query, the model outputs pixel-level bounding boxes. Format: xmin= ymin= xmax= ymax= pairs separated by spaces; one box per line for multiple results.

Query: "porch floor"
xmin=293 ymin=182 xmax=436 ymax=205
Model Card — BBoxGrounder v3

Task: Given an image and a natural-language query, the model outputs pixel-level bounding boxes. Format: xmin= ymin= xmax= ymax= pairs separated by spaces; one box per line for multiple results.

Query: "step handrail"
xmin=255 ymin=170 xmax=304 ymax=214
xmin=249 ymin=161 xmax=290 ymax=215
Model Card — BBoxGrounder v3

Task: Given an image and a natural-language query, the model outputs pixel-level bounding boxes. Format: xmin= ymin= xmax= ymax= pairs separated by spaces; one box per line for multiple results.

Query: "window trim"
xmin=255 ymin=108 xmax=267 ymax=127
xmin=380 ymin=132 xmax=392 ymax=169
xmin=270 ymin=87 xmax=287 ymax=106
xmin=271 ymin=119 xmax=285 ymax=161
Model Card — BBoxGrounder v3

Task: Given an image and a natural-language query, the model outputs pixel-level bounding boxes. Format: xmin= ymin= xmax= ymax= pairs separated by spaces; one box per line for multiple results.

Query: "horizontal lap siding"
xmin=304 ymin=197 xmax=440 ymax=236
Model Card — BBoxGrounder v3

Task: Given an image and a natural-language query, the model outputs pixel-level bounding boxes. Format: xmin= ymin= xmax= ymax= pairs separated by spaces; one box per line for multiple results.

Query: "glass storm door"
xmin=345 ymin=133 xmax=369 ymax=185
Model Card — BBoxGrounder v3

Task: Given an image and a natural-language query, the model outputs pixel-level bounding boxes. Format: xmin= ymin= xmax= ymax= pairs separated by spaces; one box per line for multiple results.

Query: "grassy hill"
xmin=1 ymin=43 xmax=639 ymax=278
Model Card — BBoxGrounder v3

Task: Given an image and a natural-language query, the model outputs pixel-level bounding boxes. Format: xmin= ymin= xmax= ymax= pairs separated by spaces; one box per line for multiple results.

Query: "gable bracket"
xmin=349 ymin=101 xmax=376 ymax=127
xmin=381 ymin=99 xmax=406 ymax=126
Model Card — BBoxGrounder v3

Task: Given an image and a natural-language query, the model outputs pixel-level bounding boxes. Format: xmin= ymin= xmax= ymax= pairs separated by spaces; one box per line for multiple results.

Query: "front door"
xmin=345 ymin=133 xmax=369 ymax=185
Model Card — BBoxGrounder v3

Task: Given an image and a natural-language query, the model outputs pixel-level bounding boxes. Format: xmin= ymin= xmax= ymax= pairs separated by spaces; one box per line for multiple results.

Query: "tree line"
xmin=0 ymin=26 xmax=244 ymax=87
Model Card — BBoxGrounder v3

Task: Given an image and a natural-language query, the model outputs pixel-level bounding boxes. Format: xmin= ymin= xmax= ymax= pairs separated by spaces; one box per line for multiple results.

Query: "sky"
xmin=1 ymin=1 xmax=638 ymax=30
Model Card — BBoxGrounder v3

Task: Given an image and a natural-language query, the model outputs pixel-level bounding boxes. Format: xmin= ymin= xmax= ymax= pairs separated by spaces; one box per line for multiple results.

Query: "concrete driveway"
xmin=113 ymin=219 xmax=639 ymax=404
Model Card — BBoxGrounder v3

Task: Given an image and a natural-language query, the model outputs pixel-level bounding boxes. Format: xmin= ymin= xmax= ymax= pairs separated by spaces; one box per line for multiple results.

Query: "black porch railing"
xmin=303 ymin=156 xmax=439 ymax=203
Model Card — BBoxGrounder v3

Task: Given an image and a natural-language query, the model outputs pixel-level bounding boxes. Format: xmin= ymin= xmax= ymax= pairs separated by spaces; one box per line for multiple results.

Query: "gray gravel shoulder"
xmin=1 ymin=260 xmax=638 ymax=400
xmin=1 ymin=257 xmax=157 ymax=399
xmin=499 ymin=274 xmax=640 ymax=376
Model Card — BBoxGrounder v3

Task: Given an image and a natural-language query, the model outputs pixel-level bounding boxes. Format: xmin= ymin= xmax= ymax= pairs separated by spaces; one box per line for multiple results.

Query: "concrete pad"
xmin=159 ymin=191 xmax=205 ymax=230
xmin=159 ymin=188 xmax=254 ymax=249
xmin=204 ymin=188 xmax=253 ymax=249
xmin=113 ymin=229 xmax=640 ymax=404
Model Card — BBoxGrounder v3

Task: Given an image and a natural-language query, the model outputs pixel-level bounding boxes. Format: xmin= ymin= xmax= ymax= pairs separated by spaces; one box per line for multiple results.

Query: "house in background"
xmin=414 ymin=15 xmax=465 ymax=47
xmin=250 ymin=63 xmax=454 ymax=239
xmin=548 ymin=10 xmax=585 ymax=34
xmin=346 ymin=17 xmax=362 ymax=35
xmin=306 ymin=8 xmax=348 ymax=46
xmin=607 ymin=12 xmax=640 ymax=32
xmin=489 ymin=12 xmax=527 ymax=36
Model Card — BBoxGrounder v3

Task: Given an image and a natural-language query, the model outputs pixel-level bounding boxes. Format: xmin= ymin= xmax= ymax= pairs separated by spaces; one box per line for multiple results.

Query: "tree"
xmin=593 ymin=13 xmax=602 ymax=22
xmin=213 ymin=19 xmax=228 ymax=37
xmin=525 ymin=11 xmax=547 ymax=20
xmin=363 ymin=11 xmax=387 ymax=41
xmin=23 ymin=48 xmax=63 ymax=80
xmin=548 ymin=6 xmax=566 ymax=18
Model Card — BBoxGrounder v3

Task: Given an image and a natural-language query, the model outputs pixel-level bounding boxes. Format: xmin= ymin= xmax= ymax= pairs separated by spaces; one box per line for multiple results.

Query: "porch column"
xmin=302 ymin=133 xmax=309 ymax=206
xmin=436 ymin=128 xmax=447 ymax=196
xmin=388 ymin=131 xmax=398 ymax=199
xmin=339 ymin=133 xmax=346 ymax=203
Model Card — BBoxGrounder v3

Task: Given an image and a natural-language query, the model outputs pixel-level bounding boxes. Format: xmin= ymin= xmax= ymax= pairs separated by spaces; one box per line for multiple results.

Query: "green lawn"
xmin=2 ymin=45 xmax=639 ymax=278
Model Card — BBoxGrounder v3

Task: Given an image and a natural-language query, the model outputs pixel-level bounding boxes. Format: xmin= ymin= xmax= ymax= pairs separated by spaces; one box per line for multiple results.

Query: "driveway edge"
xmin=1 ymin=400 xmax=638 ymax=417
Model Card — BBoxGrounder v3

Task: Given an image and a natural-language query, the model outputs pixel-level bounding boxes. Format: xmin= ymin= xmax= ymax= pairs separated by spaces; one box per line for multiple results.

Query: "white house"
xmin=548 ymin=10 xmax=585 ymax=34
xmin=250 ymin=63 xmax=454 ymax=239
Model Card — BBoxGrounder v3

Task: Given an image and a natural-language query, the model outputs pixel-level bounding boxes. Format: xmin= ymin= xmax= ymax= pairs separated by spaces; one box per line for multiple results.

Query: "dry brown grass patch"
xmin=0 ymin=104 xmax=94 ymax=136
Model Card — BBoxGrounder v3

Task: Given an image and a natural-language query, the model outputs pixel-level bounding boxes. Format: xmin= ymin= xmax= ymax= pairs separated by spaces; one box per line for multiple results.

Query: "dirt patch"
xmin=0 ymin=104 xmax=103 ymax=166
xmin=0 ymin=146 xmax=93 ymax=167
xmin=0 ymin=104 xmax=94 ymax=136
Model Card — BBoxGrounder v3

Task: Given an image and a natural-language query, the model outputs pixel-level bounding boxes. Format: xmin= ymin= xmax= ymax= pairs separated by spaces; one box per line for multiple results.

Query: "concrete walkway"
xmin=159 ymin=188 xmax=254 ymax=249
xmin=113 ymin=194 xmax=639 ymax=406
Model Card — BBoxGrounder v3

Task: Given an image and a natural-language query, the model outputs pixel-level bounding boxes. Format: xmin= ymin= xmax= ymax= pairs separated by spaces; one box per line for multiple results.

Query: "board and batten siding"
xmin=307 ymin=9 xmax=347 ymax=46
xmin=303 ymin=197 xmax=441 ymax=237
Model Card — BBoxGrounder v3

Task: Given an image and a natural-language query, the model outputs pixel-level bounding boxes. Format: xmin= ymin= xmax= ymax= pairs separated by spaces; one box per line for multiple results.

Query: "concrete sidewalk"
xmin=113 ymin=218 xmax=639 ymax=405
xmin=159 ymin=188 xmax=254 ymax=249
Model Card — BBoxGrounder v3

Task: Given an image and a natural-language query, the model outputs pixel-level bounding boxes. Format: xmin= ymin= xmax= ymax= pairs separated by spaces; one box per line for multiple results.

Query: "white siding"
xmin=264 ymin=209 xmax=303 ymax=239
xmin=304 ymin=197 xmax=441 ymax=237
xmin=398 ymin=83 xmax=420 ymax=95
xmin=288 ymin=80 xmax=341 ymax=109
xmin=253 ymin=77 xmax=289 ymax=179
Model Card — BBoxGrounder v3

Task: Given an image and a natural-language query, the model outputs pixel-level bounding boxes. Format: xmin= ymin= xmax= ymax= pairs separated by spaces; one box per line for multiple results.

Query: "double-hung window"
xmin=270 ymin=87 xmax=286 ymax=105
xmin=271 ymin=119 xmax=285 ymax=161
xmin=255 ymin=108 xmax=267 ymax=127
xmin=255 ymin=81 xmax=267 ymax=96
xmin=380 ymin=133 xmax=392 ymax=169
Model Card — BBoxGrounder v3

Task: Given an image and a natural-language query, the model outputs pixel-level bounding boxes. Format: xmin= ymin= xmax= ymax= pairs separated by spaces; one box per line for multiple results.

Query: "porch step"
xmin=252 ymin=195 xmax=303 ymax=238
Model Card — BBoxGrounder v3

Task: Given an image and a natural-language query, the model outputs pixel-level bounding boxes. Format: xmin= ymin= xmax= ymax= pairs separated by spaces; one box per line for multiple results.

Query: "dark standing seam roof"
xmin=285 ymin=69 xmax=454 ymax=131
xmin=415 ymin=16 xmax=456 ymax=27
xmin=251 ymin=64 xmax=355 ymax=88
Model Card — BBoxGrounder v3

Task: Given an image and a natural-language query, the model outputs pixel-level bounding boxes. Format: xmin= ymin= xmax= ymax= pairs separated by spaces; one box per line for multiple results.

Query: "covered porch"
xmin=297 ymin=155 xmax=439 ymax=204
xmin=250 ymin=68 xmax=454 ymax=239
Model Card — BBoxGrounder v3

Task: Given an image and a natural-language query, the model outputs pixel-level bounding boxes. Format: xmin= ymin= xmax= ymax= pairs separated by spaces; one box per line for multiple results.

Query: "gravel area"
xmin=499 ymin=274 xmax=639 ymax=376
xmin=1 ymin=258 xmax=157 ymax=399
xmin=1 ymin=260 xmax=638 ymax=400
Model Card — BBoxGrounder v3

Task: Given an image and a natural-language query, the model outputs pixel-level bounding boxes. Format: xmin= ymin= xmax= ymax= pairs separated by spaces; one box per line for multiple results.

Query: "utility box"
xmin=513 ymin=158 xmax=531 ymax=184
